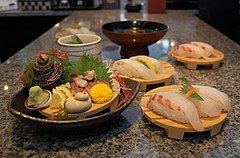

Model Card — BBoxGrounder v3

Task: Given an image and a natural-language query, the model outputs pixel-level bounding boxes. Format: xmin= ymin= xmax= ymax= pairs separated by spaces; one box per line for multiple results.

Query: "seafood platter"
xmin=140 ymin=78 xmax=230 ymax=140
xmin=8 ymin=48 xmax=140 ymax=130
xmin=169 ymin=42 xmax=224 ymax=69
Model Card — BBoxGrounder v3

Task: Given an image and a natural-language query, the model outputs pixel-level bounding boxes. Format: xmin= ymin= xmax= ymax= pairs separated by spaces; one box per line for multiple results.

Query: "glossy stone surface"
xmin=0 ymin=10 xmax=240 ymax=157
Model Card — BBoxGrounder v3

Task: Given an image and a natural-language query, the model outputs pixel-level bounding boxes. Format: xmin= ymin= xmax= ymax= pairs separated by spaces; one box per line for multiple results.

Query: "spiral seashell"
xmin=32 ymin=54 xmax=63 ymax=89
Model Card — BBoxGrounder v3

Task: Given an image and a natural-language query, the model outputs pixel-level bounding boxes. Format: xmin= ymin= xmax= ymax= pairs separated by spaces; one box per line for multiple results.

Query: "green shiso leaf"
xmin=62 ymin=54 xmax=112 ymax=83
xmin=190 ymin=93 xmax=204 ymax=101
xmin=179 ymin=77 xmax=191 ymax=93
xmin=61 ymin=64 xmax=74 ymax=84
xmin=20 ymin=61 xmax=34 ymax=86
xmin=179 ymin=77 xmax=204 ymax=101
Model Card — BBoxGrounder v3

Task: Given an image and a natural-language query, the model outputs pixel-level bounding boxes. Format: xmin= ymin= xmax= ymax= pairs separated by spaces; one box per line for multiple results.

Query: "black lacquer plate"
xmin=8 ymin=78 xmax=140 ymax=131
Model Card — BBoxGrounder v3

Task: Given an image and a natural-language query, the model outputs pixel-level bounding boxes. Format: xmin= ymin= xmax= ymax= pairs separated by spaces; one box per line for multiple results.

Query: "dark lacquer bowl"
xmin=8 ymin=78 xmax=140 ymax=131
xmin=125 ymin=3 xmax=142 ymax=12
xmin=101 ymin=20 xmax=169 ymax=58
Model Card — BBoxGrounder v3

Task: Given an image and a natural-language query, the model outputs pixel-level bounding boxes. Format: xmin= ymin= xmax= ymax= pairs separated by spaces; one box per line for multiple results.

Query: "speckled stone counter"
xmin=0 ymin=10 xmax=240 ymax=158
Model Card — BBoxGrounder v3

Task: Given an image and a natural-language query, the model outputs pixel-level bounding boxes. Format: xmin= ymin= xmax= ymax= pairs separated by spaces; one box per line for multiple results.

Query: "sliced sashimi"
xmin=112 ymin=59 xmax=156 ymax=79
xmin=147 ymin=91 xmax=204 ymax=131
xmin=130 ymin=55 xmax=163 ymax=73
xmin=191 ymin=41 xmax=221 ymax=58
xmin=188 ymin=91 xmax=222 ymax=117
xmin=193 ymin=85 xmax=231 ymax=112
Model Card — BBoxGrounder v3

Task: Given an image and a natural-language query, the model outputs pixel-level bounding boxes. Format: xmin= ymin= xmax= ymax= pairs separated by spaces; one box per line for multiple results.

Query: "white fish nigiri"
xmin=169 ymin=43 xmax=210 ymax=59
xmin=147 ymin=91 xmax=204 ymax=131
xmin=170 ymin=43 xmax=209 ymax=58
xmin=112 ymin=59 xmax=156 ymax=79
xmin=130 ymin=55 xmax=163 ymax=73
xmin=188 ymin=91 xmax=222 ymax=117
xmin=190 ymin=42 xmax=220 ymax=58
xmin=193 ymin=85 xmax=231 ymax=112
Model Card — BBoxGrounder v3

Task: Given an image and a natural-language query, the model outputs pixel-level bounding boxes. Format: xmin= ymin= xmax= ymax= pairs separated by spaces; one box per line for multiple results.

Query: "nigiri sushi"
xmin=193 ymin=85 xmax=231 ymax=112
xmin=112 ymin=59 xmax=156 ymax=79
xmin=191 ymin=42 xmax=221 ymax=58
xmin=147 ymin=91 xmax=204 ymax=131
xmin=169 ymin=42 xmax=219 ymax=59
xmin=188 ymin=91 xmax=222 ymax=117
xmin=130 ymin=56 xmax=163 ymax=74
xmin=169 ymin=43 xmax=210 ymax=59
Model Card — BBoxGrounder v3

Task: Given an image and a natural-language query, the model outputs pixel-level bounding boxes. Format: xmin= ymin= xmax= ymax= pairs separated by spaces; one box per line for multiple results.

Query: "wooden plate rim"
xmin=170 ymin=49 xmax=224 ymax=64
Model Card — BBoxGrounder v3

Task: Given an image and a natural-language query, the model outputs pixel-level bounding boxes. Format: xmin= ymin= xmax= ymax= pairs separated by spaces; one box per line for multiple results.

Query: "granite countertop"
xmin=0 ymin=10 xmax=240 ymax=157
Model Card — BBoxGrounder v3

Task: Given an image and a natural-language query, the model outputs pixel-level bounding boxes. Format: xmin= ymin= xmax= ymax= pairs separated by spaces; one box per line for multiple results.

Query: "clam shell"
xmin=25 ymin=90 xmax=52 ymax=110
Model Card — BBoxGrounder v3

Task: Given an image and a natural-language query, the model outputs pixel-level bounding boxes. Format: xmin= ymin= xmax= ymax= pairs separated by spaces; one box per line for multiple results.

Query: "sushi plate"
xmin=140 ymin=85 xmax=228 ymax=140
xmin=8 ymin=78 xmax=141 ymax=131
xmin=39 ymin=90 xmax=120 ymax=119
xmin=119 ymin=61 xmax=175 ymax=91
xmin=170 ymin=49 xmax=224 ymax=70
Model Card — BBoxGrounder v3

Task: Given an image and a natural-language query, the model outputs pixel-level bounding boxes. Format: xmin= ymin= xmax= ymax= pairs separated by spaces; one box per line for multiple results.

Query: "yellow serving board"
xmin=119 ymin=61 xmax=175 ymax=91
xmin=39 ymin=90 xmax=119 ymax=119
xmin=140 ymin=85 xmax=228 ymax=140
xmin=170 ymin=49 xmax=224 ymax=70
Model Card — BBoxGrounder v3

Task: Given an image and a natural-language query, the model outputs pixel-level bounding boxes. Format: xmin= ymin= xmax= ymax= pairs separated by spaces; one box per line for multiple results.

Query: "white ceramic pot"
xmin=58 ymin=34 xmax=102 ymax=62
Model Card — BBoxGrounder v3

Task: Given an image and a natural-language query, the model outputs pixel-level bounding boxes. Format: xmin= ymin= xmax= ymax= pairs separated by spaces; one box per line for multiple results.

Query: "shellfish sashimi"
xmin=147 ymin=91 xmax=204 ymax=131
xmin=169 ymin=43 xmax=211 ymax=59
xmin=193 ymin=85 xmax=231 ymax=112
xmin=188 ymin=91 xmax=222 ymax=117
xmin=112 ymin=59 xmax=156 ymax=79
xmin=130 ymin=55 xmax=164 ymax=73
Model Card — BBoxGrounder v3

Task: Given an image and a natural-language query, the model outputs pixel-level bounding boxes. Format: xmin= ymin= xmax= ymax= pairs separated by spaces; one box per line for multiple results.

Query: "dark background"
xmin=0 ymin=16 xmax=66 ymax=63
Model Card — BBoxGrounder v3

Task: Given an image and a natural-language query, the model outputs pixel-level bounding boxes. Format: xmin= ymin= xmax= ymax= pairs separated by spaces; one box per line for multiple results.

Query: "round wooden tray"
xmin=140 ymin=85 xmax=228 ymax=140
xmin=119 ymin=61 xmax=175 ymax=91
xmin=39 ymin=91 xmax=119 ymax=119
xmin=170 ymin=49 xmax=224 ymax=70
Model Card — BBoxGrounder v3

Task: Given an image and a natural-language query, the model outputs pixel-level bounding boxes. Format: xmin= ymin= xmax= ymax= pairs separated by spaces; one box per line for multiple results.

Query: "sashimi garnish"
xmin=134 ymin=57 xmax=157 ymax=73
xmin=179 ymin=77 xmax=204 ymax=101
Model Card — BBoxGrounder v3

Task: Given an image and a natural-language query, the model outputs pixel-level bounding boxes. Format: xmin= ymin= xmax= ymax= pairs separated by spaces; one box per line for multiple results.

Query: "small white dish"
xmin=57 ymin=34 xmax=102 ymax=61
